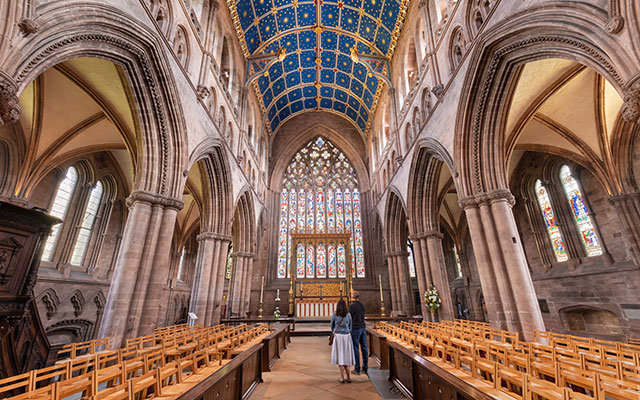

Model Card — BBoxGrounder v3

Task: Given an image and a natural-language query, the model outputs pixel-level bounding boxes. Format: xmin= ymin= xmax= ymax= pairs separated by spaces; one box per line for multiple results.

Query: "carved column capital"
xmin=410 ymin=230 xmax=443 ymax=241
xmin=607 ymin=192 xmax=640 ymax=205
xmin=196 ymin=232 xmax=232 ymax=242
xmin=0 ymin=72 xmax=21 ymax=127
xmin=126 ymin=190 xmax=184 ymax=211
xmin=622 ymin=80 xmax=640 ymax=124
xmin=230 ymin=251 xmax=255 ymax=259
xmin=459 ymin=189 xmax=515 ymax=210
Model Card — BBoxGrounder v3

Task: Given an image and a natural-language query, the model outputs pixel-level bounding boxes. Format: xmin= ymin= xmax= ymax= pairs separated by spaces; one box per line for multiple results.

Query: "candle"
xmin=379 ymin=274 xmax=383 ymax=302
xmin=276 ymin=289 xmax=280 ymax=299
xmin=260 ymin=276 xmax=264 ymax=303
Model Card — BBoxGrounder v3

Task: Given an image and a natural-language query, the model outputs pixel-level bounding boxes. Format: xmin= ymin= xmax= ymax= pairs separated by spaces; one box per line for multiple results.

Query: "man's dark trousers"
xmin=351 ymin=327 xmax=368 ymax=373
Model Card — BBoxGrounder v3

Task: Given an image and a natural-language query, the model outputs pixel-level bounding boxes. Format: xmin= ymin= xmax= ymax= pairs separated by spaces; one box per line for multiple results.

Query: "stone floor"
xmin=249 ymin=336 xmax=385 ymax=399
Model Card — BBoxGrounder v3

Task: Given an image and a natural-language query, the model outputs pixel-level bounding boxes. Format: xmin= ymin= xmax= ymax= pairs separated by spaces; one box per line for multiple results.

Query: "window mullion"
xmin=86 ymin=197 xmax=113 ymax=274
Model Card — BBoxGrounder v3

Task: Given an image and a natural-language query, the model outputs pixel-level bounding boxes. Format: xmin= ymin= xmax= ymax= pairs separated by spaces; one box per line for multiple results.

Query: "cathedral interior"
xmin=1 ymin=0 xmax=640 ymax=398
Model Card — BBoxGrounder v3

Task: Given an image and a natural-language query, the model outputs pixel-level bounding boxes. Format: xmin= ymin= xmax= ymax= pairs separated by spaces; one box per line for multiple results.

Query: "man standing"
xmin=349 ymin=291 xmax=368 ymax=375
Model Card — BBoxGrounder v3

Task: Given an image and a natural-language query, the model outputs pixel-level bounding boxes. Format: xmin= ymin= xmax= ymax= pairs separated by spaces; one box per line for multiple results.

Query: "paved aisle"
xmin=250 ymin=336 xmax=383 ymax=399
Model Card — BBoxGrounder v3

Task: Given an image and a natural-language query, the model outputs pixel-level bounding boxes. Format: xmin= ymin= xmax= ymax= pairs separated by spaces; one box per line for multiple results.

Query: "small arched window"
xmin=534 ymin=179 xmax=568 ymax=262
xmin=70 ymin=181 xmax=104 ymax=265
xmin=407 ymin=239 xmax=416 ymax=278
xmin=42 ymin=167 xmax=78 ymax=261
xmin=177 ymin=247 xmax=186 ymax=281
xmin=559 ymin=166 xmax=602 ymax=257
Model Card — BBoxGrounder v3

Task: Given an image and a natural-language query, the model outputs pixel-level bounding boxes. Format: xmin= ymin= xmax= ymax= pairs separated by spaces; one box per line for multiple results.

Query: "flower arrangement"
xmin=424 ymin=285 xmax=441 ymax=312
xmin=273 ymin=307 xmax=281 ymax=319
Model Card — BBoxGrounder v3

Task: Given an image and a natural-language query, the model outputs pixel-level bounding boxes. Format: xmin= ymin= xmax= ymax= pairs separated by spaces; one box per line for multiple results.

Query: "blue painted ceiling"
xmin=227 ymin=0 xmax=409 ymax=135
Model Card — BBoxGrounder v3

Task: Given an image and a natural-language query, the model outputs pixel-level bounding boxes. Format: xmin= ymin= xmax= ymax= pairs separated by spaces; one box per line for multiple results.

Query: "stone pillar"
xmin=394 ymin=252 xmax=413 ymax=315
xmin=460 ymin=190 xmax=544 ymax=341
xmin=385 ymin=254 xmax=399 ymax=313
xmin=409 ymin=235 xmax=428 ymax=317
xmin=210 ymin=237 xmax=231 ymax=323
xmin=99 ymin=190 xmax=182 ymax=347
xmin=229 ymin=252 xmax=246 ymax=317
xmin=241 ymin=254 xmax=256 ymax=316
xmin=424 ymin=232 xmax=454 ymax=321
xmin=188 ymin=232 xmax=218 ymax=322
xmin=609 ymin=192 xmax=640 ymax=266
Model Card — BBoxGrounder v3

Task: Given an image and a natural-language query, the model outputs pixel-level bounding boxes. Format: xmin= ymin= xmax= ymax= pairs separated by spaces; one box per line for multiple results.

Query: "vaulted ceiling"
xmin=228 ymin=0 xmax=409 ymax=135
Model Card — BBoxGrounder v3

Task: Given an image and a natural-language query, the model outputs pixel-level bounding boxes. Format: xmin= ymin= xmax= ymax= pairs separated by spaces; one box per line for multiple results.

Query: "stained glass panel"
xmin=328 ymin=243 xmax=337 ymax=278
xmin=560 ymin=166 xmax=602 ymax=257
xmin=353 ymin=190 xmax=365 ymax=277
xmin=297 ymin=189 xmax=305 ymax=233
xmin=316 ymin=189 xmax=325 ymax=232
xmin=327 ymin=190 xmax=335 ymax=232
xmin=535 ymin=180 xmax=568 ymax=262
xmin=317 ymin=243 xmax=327 ymax=277
xmin=337 ymin=243 xmax=346 ymax=278
xmin=336 ymin=190 xmax=344 ymax=233
xmin=42 ymin=167 xmax=78 ymax=262
xmin=306 ymin=191 xmax=314 ymax=232
xmin=306 ymin=243 xmax=315 ymax=277
xmin=277 ymin=190 xmax=288 ymax=278
xmin=225 ymin=243 xmax=233 ymax=279
xmin=297 ymin=243 xmax=305 ymax=278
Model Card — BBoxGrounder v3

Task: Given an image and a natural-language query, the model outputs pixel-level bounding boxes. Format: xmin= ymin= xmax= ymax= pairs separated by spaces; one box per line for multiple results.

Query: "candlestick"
xmin=275 ymin=289 xmax=280 ymax=302
xmin=260 ymin=275 xmax=264 ymax=303
xmin=379 ymin=274 xmax=383 ymax=302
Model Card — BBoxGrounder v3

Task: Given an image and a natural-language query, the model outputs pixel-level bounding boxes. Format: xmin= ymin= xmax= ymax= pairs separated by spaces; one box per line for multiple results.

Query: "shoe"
xmin=339 ymin=378 xmax=345 ymax=384
xmin=347 ymin=379 xmax=352 ymax=383
xmin=351 ymin=369 xmax=361 ymax=375
xmin=364 ymin=370 xmax=369 ymax=375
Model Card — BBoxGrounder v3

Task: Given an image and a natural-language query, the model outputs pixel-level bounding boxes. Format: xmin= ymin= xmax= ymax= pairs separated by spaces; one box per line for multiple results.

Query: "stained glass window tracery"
xmin=559 ymin=166 xmax=602 ymax=257
xmin=535 ymin=179 xmax=568 ymax=262
xmin=407 ymin=240 xmax=416 ymax=278
xmin=71 ymin=181 xmax=104 ymax=265
xmin=277 ymin=137 xmax=365 ymax=278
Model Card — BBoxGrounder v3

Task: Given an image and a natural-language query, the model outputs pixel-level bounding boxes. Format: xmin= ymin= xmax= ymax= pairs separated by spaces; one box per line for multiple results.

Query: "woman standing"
xmin=330 ymin=298 xmax=355 ymax=383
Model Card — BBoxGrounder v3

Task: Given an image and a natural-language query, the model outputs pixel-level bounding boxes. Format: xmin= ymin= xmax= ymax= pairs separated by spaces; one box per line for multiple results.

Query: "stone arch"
xmin=173 ymin=25 xmax=190 ymax=69
xmin=67 ymin=290 xmax=86 ymax=317
xmin=454 ymin=2 xmax=636 ymax=199
xmin=189 ymin=140 xmax=233 ymax=236
xmin=466 ymin=0 xmax=493 ymax=36
xmin=449 ymin=26 xmax=466 ymax=71
xmin=383 ymin=188 xmax=414 ymax=315
xmin=3 ymin=2 xmax=189 ymax=198
xmin=148 ymin=0 xmax=173 ymax=35
xmin=407 ymin=138 xmax=455 ymax=235
xmin=421 ymin=88 xmax=431 ymax=121
xmin=45 ymin=319 xmax=94 ymax=345
xmin=93 ymin=291 xmax=106 ymax=312
xmin=558 ymin=305 xmax=624 ymax=338
xmin=37 ymin=288 xmax=60 ymax=320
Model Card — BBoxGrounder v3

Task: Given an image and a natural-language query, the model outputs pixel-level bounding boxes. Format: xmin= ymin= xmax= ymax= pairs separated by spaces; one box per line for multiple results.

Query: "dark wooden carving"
xmin=0 ymin=201 xmax=58 ymax=378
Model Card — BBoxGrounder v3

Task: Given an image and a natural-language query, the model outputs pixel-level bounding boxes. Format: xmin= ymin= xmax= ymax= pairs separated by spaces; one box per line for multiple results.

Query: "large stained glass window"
xmin=559 ymin=166 xmax=602 ymax=257
xmin=453 ymin=244 xmax=463 ymax=278
xmin=535 ymin=179 xmax=568 ymax=262
xmin=225 ymin=243 xmax=233 ymax=279
xmin=277 ymin=137 xmax=365 ymax=278
xmin=42 ymin=167 xmax=78 ymax=261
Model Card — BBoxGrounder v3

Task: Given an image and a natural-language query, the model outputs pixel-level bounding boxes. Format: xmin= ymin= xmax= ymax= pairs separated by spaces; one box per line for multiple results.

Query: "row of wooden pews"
xmin=0 ymin=322 xmax=287 ymax=400
xmin=369 ymin=319 xmax=640 ymax=400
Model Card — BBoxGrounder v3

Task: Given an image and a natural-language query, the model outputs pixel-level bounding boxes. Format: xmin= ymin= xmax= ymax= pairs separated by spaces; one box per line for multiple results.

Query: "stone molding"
xmin=622 ymin=80 xmax=640 ymax=124
xmin=125 ymin=190 xmax=184 ymax=210
xmin=458 ymin=189 xmax=516 ymax=210
xmin=0 ymin=71 xmax=21 ymax=127
xmin=196 ymin=232 xmax=232 ymax=242
xmin=230 ymin=251 xmax=256 ymax=259
xmin=607 ymin=192 xmax=640 ymax=204
xmin=385 ymin=250 xmax=410 ymax=258
xmin=410 ymin=231 xmax=444 ymax=241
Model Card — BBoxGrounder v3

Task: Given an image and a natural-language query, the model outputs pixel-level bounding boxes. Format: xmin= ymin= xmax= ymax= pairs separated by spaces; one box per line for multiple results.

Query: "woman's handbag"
xmin=329 ymin=316 xmax=345 ymax=346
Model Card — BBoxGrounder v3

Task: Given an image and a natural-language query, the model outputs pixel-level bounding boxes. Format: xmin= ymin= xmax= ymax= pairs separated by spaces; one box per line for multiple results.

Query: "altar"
xmin=288 ymin=233 xmax=353 ymax=319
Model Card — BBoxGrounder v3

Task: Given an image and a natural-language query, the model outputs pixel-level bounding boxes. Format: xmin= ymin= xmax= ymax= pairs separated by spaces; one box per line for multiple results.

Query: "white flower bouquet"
xmin=424 ymin=285 xmax=441 ymax=312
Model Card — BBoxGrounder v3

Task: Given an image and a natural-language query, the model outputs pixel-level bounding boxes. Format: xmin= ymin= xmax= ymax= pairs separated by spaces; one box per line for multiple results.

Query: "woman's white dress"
xmin=331 ymin=333 xmax=355 ymax=365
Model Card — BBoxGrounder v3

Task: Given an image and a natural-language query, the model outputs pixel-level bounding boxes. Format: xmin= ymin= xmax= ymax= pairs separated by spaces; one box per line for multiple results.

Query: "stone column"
xmin=188 ymin=232 xmax=217 ymax=322
xmin=460 ymin=190 xmax=544 ymax=341
xmin=241 ymin=254 xmax=256 ymax=316
xmin=608 ymin=192 xmax=640 ymax=266
xmin=385 ymin=254 xmax=399 ymax=313
xmin=394 ymin=252 xmax=413 ymax=315
xmin=409 ymin=235 xmax=428 ymax=318
xmin=210 ymin=236 xmax=231 ymax=323
xmin=424 ymin=232 xmax=454 ymax=321
xmin=229 ymin=252 xmax=246 ymax=316
xmin=99 ymin=191 xmax=182 ymax=347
